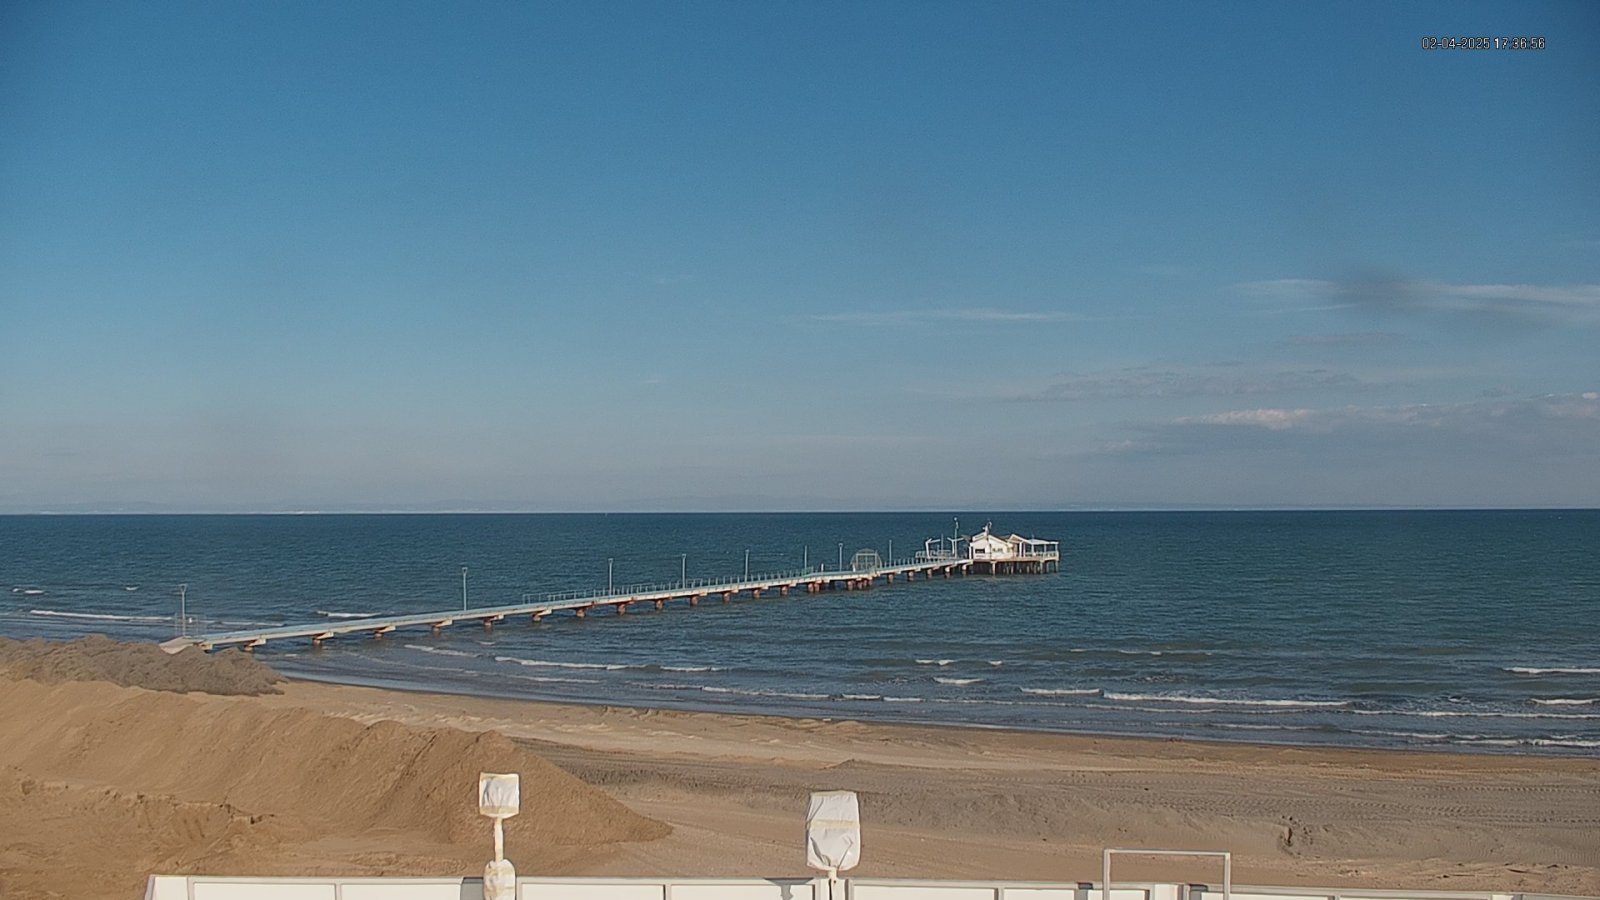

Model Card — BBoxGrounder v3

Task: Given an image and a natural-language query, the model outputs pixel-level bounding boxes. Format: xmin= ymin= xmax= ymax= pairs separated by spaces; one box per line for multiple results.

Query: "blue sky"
xmin=2 ymin=1 xmax=1597 ymax=511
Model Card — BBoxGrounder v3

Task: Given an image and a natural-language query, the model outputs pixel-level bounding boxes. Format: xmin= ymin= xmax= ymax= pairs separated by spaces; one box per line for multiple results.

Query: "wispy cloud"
xmin=1239 ymin=277 xmax=1600 ymax=324
xmin=1159 ymin=391 xmax=1600 ymax=438
xmin=1006 ymin=365 xmax=1382 ymax=402
xmin=1279 ymin=331 xmax=1404 ymax=348
xmin=808 ymin=307 xmax=1100 ymax=325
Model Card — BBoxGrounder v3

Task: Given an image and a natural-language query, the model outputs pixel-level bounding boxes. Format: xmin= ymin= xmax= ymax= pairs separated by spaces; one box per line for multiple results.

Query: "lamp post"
xmin=178 ymin=583 xmax=188 ymax=637
xmin=838 ymin=543 xmax=844 ymax=570
xmin=745 ymin=549 xmax=750 ymax=580
xmin=680 ymin=553 xmax=687 ymax=588
xmin=803 ymin=545 xmax=808 ymax=572
xmin=461 ymin=567 xmax=468 ymax=611
xmin=478 ymin=773 xmax=520 ymax=900
xmin=608 ymin=557 xmax=614 ymax=594
xmin=888 ymin=539 xmax=893 ymax=565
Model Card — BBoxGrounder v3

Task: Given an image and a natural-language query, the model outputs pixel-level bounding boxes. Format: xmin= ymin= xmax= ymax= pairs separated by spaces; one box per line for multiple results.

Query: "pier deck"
xmin=161 ymin=558 xmax=997 ymax=653
xmin=161 ymin=525 xmax=1061 ymax=654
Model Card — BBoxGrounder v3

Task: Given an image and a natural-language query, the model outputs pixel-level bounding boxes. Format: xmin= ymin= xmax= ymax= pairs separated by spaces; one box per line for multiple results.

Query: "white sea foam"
xmin=317 ymin=610 xmax=379 ymax=619
xmin=700 ymin=686 xmax=827 ymax=700
xmin=493 ymin=655 xmax=635 ymax=671
xmin=18 ymin=589 xmax=45 ymax=596
xmin=1505 ymin=666 xmax=1600 ymax=675
xmin=1021 ymin=687 xmax=1101 ymax=696
xmin=1350 ymin=708 xmax=1600 ymax=720
xmin=883 ymin=696 xmax=926 ymax=703
xmin=1210 ymin=723 xmax=1323 ymax=733
xmin=213 ymin=620 xmax=287 ymax=628
xmin=843 ymin=693 xmax=883 ymax=701
xmin=935 ymin=677 xmax=982 ymax=686
xmin=987 ymin=660 xmax=1005 ymax=666
xmin=1459 ymin=737 xmax=1600 ymax=749
xmin=1532 ymin=697 xmax=1599 ymax=706
xmin=403 ymin=644 xmax=476 ymax=658
xmin=29 ymin=609 xmax=170 ymax=624
xmin=662 ymin=665 xmax=727 ymax=672
xmin=124 ymin=586 xmax=139 ymax=591
xmin=1103 ymin=691 xmax=1348 ymax=708
xmin=915 ymin=659 xmax=954 ymax=666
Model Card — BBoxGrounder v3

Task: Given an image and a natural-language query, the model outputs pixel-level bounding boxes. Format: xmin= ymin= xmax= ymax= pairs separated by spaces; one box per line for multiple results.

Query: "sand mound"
xmin=0 ymin=674 xmax=669 ymax=898
xmin=0 ymin=635 xmax=283 ymax=695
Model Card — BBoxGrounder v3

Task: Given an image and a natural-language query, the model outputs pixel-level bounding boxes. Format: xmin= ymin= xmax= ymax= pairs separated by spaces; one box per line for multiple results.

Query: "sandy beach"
xmin=2 ymin=639 xmax=1597 ymax=899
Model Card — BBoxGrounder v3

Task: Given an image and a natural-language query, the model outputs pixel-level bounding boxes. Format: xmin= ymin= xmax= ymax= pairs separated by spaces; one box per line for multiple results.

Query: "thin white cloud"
xmin=1280 ymin=331 xmax=1404 ymax=348
xmin=808 ymin=307 xmax=1098 ymax=325
xmin=1007 ymin=366 xmax=1379 ymax=402
xmin=1164 ymin=392 xmax=1600 ymax=434
xmin=1177 ymin=408 xmax=1317 ymax=430
xmin=1238 ymin=277 xmax=1600 ymax=323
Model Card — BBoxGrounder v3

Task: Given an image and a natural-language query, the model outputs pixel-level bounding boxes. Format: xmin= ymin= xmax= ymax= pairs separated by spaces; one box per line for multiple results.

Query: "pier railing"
xmin=518 ymin=559 xmax=946 ymax=606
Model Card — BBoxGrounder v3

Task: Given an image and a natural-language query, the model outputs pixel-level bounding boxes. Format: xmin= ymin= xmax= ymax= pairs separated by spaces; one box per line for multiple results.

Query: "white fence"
xmin=143 ymin=877 xmax=1586 ymax=900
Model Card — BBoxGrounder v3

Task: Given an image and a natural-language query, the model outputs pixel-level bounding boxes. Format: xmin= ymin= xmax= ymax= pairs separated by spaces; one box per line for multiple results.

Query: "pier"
xmin=160 ymin=526 xmax=1059 ymax=654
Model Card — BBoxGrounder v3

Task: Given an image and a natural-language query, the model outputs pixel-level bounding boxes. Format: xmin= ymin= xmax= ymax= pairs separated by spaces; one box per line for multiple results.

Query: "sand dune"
xmin=0 ymin=643 xmax=667 ymax=899
xmin=0 ymin=635 xmax=283 ymax=695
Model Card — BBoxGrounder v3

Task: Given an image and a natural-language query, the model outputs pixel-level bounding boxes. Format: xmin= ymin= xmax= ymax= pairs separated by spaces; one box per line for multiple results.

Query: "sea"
xmin=3 ymin=511 xmax=1597 ymax=756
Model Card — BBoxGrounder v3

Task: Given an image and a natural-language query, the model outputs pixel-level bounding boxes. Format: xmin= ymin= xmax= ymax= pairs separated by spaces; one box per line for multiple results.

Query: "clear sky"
xmin=2 ymin=1 xmax=1597 ymax=512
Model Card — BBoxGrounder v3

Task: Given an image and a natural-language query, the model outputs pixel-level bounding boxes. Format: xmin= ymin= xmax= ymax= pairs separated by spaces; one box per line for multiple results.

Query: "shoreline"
xmin=269 ymin=673 xmax=1600 ymax=773
xmin=275 ymin=667 xmax=1600 ymax=762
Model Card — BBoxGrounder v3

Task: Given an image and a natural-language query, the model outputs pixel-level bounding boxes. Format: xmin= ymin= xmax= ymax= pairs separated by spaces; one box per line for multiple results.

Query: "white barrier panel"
xmin=146 ymin=876 xmax=480 ymax=900
xmin=845 ymin=883 xmax=1118 ymax=900
xmin=190 ymin=883 xmax=338 ymax=900
xmin=343 ymin=884 xmax=476 ymax=900
xmin=1193 ymin=891 xmax=1531 ymax=900
xmin=519 ymin=878 xmax=817 ymax=900
xmin=521 ymin=885 xmax=661 ymax=900
xmin=849 ymin=888 xmax=995 ymax=900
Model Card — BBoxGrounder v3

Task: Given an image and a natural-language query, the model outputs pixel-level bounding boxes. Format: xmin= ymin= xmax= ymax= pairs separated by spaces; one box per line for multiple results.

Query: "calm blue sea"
xmin=3 ymin=511 xmax=1598 ymax=756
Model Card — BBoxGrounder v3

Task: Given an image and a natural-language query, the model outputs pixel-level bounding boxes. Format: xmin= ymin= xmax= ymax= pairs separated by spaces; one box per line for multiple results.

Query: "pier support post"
xmin=751 ymin=588 xmax=762 ymax=599
xmin=780 ymin=585 xmax=789 ymax=596
xmin=654 ymin=599 xmax=665 ymax=611
xmin=689 ymin=594 xmax=700 ymax=606
xmin=615 ymin=603 xmax=628 ymax=616
xmin=722 ymin=591 xmax=733 ymax=604
xmin=575 ymin=607 xmax=587 ymax=619
xmin=531 ymin=612 xmax=546 ymax=624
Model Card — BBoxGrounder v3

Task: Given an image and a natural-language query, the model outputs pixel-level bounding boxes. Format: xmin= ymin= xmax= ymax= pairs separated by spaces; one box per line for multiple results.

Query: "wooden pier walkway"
xmin=160 ymin=529 xmax=1060 ymax=654
xmin=161 ymin=560 xmax=968 ymax=653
